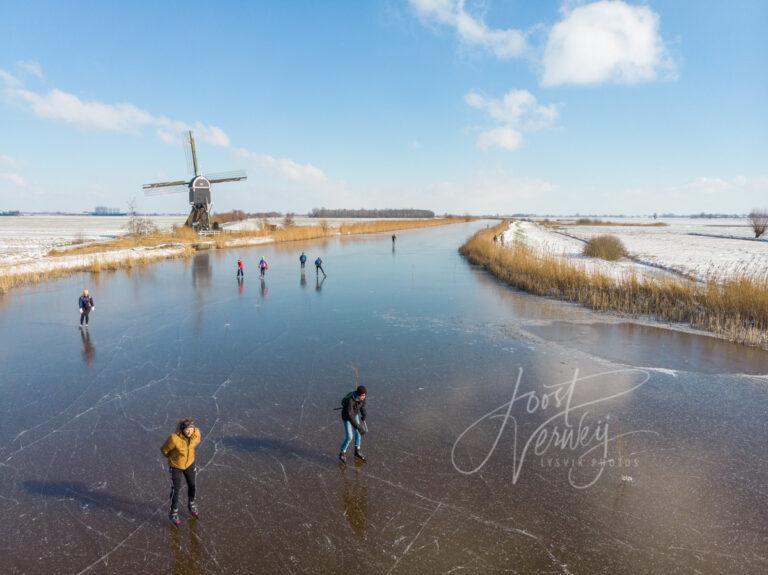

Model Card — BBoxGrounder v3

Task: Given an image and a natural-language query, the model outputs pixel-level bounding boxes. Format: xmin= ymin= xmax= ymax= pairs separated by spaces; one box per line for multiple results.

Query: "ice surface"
xmin=0 ymin=222 xmax=766 ymax=574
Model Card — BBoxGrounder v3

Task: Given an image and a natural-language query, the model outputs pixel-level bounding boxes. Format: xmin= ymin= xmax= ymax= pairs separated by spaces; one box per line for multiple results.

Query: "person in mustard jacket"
xmin=161 ymin=418 xmax=202 ymax=526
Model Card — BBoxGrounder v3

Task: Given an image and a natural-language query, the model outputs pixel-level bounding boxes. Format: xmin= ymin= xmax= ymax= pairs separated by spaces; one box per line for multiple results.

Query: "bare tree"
xmin=282 ymin=212 xmax=296 ymax=228
xmin=749 ymin=209 xmax=768 ymax=238
xmin=125 ymin=197 xmax=157 ymax=236
xmin=319 ymin=219 xmax=330 ymax=234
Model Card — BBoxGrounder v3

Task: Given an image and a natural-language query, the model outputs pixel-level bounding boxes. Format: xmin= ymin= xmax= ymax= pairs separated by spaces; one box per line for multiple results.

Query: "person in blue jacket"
xmin=78 ymin=289 xmax=95 ymax=327
xmin=314 ymin=256 xmax=326 ymax=277
xmin=299 ymin=252 xmax=307 ymax=270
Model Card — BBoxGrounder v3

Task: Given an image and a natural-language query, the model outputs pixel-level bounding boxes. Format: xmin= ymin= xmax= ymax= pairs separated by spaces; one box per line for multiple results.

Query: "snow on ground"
xmin=3 ymin=244 xmax=188 ymax=277
xmin=0 ymin=215 xmax=184 ymax=266
xmin=559 ymin=218 xmax=768 ymax=282
xmin=503 ymin=218 xmax=768 ymax=283
xmin=501 ymin=221 xmax=669 ymax=281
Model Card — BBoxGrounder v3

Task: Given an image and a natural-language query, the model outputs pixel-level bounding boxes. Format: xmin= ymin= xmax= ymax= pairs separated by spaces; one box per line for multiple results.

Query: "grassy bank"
xmin=460 ymin=221 xmax=768 ymax=348
xmin=1 ymin=217 xmax=470 ymax=294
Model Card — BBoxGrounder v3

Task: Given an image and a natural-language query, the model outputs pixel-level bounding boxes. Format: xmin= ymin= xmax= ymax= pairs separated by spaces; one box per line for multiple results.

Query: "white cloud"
xmin=0 ymin=172 xmax=27 ymax=187
xmin=0 ymin=153 xmax=17 ymax=167
xmin=0 ymin=67 xmax=331 ymax=187
xmin=423 ymin=170 xmax=558 ymax=213
xmin=542 ymin=1 xmax=675 ymax=86
xmin=671 ymin=176 xmax=768 ymax=196
xmin=476 ymin=126 xmax=522 ymax=151
xmin=465 ymin=89 xmax=558 ymax=151
xmin=234 ymin=148 xmax=328 ymax=185
xmin=410 ymin=0 xmax=527 ymax=59
xmin=0 ymin=70 xmax=230 ymax=147
xmin=16 ymin=60 xmax=43 ymax=79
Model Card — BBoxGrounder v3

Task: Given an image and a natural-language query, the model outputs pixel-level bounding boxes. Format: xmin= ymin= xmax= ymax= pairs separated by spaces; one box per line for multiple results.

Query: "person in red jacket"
xmin=237 ymin=258 xmax=244 ymax=278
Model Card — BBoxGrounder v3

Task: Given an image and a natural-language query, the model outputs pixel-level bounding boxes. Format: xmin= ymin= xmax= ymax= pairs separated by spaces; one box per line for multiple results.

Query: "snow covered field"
xmin=0 ymin=215 xmax=184 ymax=267
xmin=503 ymin=218 xmax=768 ymax=283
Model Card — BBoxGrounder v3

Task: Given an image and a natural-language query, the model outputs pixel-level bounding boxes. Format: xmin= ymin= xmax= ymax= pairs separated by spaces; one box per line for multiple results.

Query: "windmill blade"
xmin=143 ymin=179 xmax=187 ymax=190
xmin=183 ymin=135 xmax=196 ymax=179
xmin=144 ymin=184 xmax=189 ymax=197
xmin=205 ymin=170 xmax=248 ymax=184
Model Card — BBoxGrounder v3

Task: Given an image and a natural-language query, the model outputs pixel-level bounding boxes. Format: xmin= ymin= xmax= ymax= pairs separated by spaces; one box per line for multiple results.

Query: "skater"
xmin=338 ymin=385 xmax=368 ymax=463
xmin=78 ymin=289 xmax=95 ymax=327
xmin=391 ymin=234 xmax=396 ymax=245
xmin=259 ymin=257 xmax=268 ymax=278
xmin=299 ymin=252 xmax=307 ymax=269
xmin=315 ymin=256 xmax=326 ymax=277
xmin=161 ymin=418 xmax=202 ymax=526
xmin=237 ymin=258 xmax=244 ymax=278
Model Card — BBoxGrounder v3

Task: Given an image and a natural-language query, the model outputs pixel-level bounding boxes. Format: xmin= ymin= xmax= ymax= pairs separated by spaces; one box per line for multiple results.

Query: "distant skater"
xmin=78 ymin=289 xmax=95 ymax=327
xmin=237 ymin=258 xmax=244 ymax=278
xmin=315 ymin=256 xmax=326 ymax=277
xmin=338 ymin=385 xmax=368 ymax=463
xmin=161 ymin=418 xmax=202 ymax=527
xmin=391 ymin=234 xmax=396 ymax=245
xmin=299 ymin=252 xmax=307 ymax=269
xmin=259 ymin=257 xmax=269 ymax=278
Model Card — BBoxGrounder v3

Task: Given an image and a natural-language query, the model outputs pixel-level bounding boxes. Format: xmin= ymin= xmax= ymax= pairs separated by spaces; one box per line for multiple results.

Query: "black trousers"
xmin=316 ymin=265 xmax=325 ymax=276
xmin=80 ymin=309 xmax=90 ymax=325
xmin=169 ymin=465 xmax=196 ymax=512
xmin=237 ymin=268 xmax=243 ymax=277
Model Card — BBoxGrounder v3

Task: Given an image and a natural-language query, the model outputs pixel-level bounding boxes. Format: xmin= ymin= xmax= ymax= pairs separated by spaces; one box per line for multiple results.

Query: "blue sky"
xmin=0 ymin=0 xmax=766 ymax=215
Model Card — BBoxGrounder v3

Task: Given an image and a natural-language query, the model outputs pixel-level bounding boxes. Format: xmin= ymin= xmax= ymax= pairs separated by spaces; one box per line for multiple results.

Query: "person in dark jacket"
xmin=78 ymin=289 xmax=95 ymax=327
xmin=299 ymin=252 xmax=307 ymax=269
xmin=315 ymin=256 xmax=326 ymax=277
xmin=339 ymin=385 xmax=367 ymax=463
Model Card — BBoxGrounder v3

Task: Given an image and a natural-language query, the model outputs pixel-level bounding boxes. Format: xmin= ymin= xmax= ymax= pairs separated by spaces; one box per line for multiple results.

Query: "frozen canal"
xmin=1 ymin=221 xmax=766 ymax=574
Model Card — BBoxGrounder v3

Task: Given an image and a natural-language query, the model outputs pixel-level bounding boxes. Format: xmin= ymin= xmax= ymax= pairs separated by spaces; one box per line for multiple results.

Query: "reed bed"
xmin=0 ymin=245 xmax=194 ymax=294
xmin=460 ymin=222 xmax=768 ymax=348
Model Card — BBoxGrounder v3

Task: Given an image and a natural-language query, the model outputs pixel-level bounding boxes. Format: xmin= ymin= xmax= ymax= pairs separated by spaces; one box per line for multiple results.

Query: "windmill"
xmin=143 ymin=130 xmax=247 ymax=230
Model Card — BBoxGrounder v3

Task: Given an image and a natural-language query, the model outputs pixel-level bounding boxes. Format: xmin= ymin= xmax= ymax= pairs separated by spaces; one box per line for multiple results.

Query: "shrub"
xmin=749 ymin=209 xmax=768 ymax=238
xmin=583 ymin=234 xmax=627 ymax=261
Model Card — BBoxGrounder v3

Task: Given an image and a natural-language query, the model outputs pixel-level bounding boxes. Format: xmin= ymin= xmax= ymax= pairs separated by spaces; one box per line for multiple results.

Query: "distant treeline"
xmin=0 ymin=210 xmax=20 ymax=216
xmin=214 ymin=210 xmax=282 ymax=224
xmin=309 ymin=208 xmax=435 ymax=219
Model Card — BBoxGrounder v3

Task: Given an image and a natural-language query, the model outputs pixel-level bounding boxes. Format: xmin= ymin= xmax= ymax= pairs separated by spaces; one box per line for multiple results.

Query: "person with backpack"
xmin=299 ymin=252 xmax=307 ymax=270
xmin=315 ymin=256 xmax=326 ymax=277
xmin=338 ymin=385 xmax=368 ymax=463
xmin=259 ymin=257 xmax=269 ymax=278
xmin=78 ymin=288 xmax=95 ymax=327
xmin=161 ymin=418 xmax=202 ymax=527
xmin=237 ymin=258 xmax=244 ymax=278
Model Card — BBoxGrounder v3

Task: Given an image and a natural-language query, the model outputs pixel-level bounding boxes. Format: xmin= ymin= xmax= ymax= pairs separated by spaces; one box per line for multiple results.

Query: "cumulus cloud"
xmin=234 ymin=148 xmax=328 ymax=185
xmin=410 ymin=0 xmax=527 ymax=59
xmin=465 ymin=89 xmax=558 ymax=151
xmin=542 ymin=1 xmax=675 ymax=86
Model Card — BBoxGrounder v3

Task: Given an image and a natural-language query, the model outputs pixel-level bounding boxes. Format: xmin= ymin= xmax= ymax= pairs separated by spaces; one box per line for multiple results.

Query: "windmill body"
xmin=143 ymin=130 xmax=247 ymax=231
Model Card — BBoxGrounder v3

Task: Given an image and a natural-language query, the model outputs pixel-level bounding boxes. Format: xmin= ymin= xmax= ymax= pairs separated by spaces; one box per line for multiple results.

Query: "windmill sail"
xmin=205 ymin=170 xmax=247 ymax=184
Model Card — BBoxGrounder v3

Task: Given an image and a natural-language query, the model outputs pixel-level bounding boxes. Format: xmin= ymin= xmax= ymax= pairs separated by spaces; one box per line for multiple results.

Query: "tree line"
xmin=308 ymin=208 xmax=435 ymax=219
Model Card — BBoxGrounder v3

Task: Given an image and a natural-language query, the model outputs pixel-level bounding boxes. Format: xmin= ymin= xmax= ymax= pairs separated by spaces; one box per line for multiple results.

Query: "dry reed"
xmin=460 ymin=222 xmax=768 ymax=348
